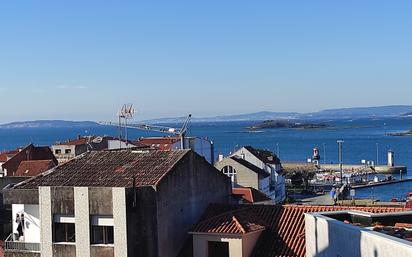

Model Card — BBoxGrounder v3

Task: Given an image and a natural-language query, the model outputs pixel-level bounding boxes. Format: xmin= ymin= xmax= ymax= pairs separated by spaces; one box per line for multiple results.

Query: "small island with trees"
xmin=387 ymin=129 xmax=412 ymax=136
xmin=248 ymin=120 xmax=329 ymax=130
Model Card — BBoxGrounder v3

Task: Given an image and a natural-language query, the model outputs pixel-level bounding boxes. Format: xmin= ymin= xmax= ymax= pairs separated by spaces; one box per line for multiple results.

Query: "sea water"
xmin=1 ymin=117 xmax=412 ymax=200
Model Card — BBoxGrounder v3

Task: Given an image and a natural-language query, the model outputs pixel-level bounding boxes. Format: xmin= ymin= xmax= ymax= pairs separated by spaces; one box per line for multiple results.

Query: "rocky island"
xmin=387 ymin=129 xmax=412 ymax=136
xmin=248 ymin=120 xmax=329 ymax=130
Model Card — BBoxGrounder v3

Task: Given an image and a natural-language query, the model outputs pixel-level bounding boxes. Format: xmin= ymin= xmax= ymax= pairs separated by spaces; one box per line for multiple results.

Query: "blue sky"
xmin=1 ymin=1 xmax=412 ymax=122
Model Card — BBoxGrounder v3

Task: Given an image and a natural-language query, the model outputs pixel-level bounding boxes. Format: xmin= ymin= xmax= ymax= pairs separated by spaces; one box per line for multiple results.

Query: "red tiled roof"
xmin=181 ymin=204 xmax=407 ymax=257
xmin=55 ymin=138 xmax=88 ymax=146
xmin=0 ymin=150 xmax=19 ymax=162
xmin=232 ymin=187 xmax=271 ymax=203
xmin=14 ymin=149 xmax=190 ymax=189
xmin=136 ymin=137 xmax=180 ymax=151
xmin=14 ymin=160 xmax=56 ymax=177
xmin=191 ymin=208 xmax=266 ymax=235
xmin=2 ymin=144 xmax=58 ymax=176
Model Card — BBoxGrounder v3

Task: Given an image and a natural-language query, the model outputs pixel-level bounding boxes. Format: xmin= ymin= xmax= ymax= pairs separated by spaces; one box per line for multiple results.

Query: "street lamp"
xmin=376 ymin=143 xmax=379 ymax=166
xmin=337 ymin=140 xmax=344 ymax=185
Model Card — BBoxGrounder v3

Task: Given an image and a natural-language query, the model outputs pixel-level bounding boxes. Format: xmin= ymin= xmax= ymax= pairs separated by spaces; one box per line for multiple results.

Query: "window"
xmin=55 ymin=149 xmax=62 ymax=154
xmin=208 ymin=241 xmax=229 ymax=257
xmin=65 ymin=149 xmax=71 ymax=154
xmin=221 ymin=166 xmax=237 ymax=185
xmin=90 ymin=215 xmax=114 ymax=245
xmin=53 ymin=222 xmax=75 ymax=243
xmin=91 ymin=226 xmax=114 ymax=245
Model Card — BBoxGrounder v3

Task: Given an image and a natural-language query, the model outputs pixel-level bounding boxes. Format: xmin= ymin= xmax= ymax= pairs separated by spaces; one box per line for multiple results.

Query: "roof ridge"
xmin=195 ymin=206 xmax=253 ymax=227
xmin=231 ymin=215 xmax=247 ymax=234
xmin=11 ymin=151 xmax=89 ymax=189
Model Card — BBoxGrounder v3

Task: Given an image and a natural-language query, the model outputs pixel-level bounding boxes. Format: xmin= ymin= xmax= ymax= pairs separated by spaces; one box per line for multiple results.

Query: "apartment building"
xmin=3 ymin=149 xmax=231 ymax=257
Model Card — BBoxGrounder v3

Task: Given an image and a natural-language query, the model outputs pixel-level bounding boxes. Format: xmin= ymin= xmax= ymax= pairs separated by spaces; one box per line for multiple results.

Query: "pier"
xmin=350 ymin=178 xmax=412 ymax=189
xmin=319 ymin=163 xmax=407 ymax=174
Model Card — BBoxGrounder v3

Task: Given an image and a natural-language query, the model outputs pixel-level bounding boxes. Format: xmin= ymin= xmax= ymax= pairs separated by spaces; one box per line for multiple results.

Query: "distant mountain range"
xmin=1 ymin=105 xmax=412 ymax=128
xmin=144 ymin=105 xmax=412 ymax=123
xmin=0 ymin=120 xmax=99 ymax=129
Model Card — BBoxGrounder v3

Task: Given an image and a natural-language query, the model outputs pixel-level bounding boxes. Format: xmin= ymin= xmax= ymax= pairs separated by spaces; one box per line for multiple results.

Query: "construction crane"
xmin=101 ymin=114 xmax=192 ymax=150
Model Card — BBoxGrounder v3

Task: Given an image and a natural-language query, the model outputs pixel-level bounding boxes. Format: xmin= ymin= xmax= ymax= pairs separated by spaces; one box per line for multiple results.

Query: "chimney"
xmin=218 ymin=154 xmax=224 ymax=162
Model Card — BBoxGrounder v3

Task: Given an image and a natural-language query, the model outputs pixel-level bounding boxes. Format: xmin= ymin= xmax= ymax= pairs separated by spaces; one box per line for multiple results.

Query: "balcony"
xmin=4 ymin=234 xmax=40 ymax=253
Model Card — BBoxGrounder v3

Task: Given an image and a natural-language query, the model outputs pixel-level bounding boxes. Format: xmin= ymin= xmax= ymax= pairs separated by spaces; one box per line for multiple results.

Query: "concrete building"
xmin=51 ymin=136 xmax=137 ymax=164
xmin=305 ymin=210 xmax=412 ymax=257
xmin=2 ymin=149 xmax=231 ymax=257
xmin=215 ymin=146 xmax=285 ymax=203
xmin=215 ymin=157 xmax=271 ymax=198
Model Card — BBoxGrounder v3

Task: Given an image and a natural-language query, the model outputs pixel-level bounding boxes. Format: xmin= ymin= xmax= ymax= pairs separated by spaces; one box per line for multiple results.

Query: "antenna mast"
xmin=117 ymin=104 xmax=135 ymax=148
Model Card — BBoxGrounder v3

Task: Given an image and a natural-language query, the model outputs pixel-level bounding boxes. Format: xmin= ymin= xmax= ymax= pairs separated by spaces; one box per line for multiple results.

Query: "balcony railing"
xmin=5 ymin=234 xmax=40 ymax=252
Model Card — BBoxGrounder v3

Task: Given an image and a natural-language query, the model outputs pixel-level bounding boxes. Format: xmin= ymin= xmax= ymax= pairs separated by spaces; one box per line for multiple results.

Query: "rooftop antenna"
xmin=100 ymin=112 xmax=191 ymax=150
xmin=117 ymin=104 xmax=135 ymax=148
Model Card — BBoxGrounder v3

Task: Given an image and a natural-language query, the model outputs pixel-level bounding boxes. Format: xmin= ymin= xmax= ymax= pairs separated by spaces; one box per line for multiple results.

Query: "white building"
xmin=215 ymin=146 xmax=286 ymax=204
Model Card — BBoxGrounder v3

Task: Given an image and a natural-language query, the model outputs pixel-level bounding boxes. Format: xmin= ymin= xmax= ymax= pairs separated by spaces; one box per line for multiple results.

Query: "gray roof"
xmin=14 ymin=149 xmax=190 ymax=189
xmin=230 ymin=157 xmax=270 ymax=178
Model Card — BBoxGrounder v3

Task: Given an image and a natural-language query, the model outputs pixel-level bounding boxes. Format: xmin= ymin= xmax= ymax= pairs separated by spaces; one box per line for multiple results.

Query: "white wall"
xmin=305 ymin=213 xmax=412 ymax=257
xmin=12 ymin=204 xmax=40 ymax=243
xmin=107 ymin=140 xmax=136 ymax=150
xmin=192 ymin=231 xmax=263 ymax=257
xmin=232 ymin=148 xmax=265 ymax=170
xmin=12 ymin=204 xmax=24 ymax=237
xmin=193 ymin=234 xmax=243 ymax=257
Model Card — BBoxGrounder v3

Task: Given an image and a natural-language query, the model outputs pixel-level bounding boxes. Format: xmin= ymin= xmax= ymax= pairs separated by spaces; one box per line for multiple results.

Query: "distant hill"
xmin=144 ymin=105 xmax=412 ymax=123
xmin=307 ymin=105 xmax=412 ymax=119
xmin=144 ymin=111 xmax=299 ymax=123
xmin=400 ymin=112 xmax=412 ymax=117
xmin=3 ymin=105 xmax=412 ymax=127
xmin=0 ymin=120 xmax=99 ymax=129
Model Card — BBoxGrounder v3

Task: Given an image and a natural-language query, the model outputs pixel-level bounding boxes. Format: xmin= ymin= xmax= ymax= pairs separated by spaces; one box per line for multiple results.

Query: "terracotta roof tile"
xmin=191 ymin=208 xmax=266 ymax=235
xmin=55 ymin=138 xmax=88 ymax=146
xmin=14 ymin=160 xmax=56 ymax=177
xmin=14 ymin=149 xmax=190 ymax=189
xmin=136 ymin=137 xmax=180 ymax=151
xmin=2 ymin=145 xmax=58 ymax=176
xmin=181 ymin=204 xmax=408 ymax=257
xmin=0 ymin=240 xmax=3 ymax=257
xmin=232 ymin=187 xmax=271 ymax=203
xmin=0 ymin=150 xmax=19 ymax=162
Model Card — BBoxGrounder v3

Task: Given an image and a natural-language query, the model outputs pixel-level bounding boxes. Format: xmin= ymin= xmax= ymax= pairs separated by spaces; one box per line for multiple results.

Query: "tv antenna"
xmin=101 ymin=108 xmax=191 ymax=149
xmin=117 ymin=104 xmax=135 ymax=146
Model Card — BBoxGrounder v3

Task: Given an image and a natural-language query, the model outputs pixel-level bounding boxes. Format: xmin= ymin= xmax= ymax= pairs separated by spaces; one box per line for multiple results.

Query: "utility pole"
xmin=337 ymin=140 xmax=344 ymax=185
xmin=276 ymin=142 xmax=280 ymax=157
xmin=323 ymin=143 xmax=326 ymax=164
xmin=376 ymin=143 xmax=379 ymax=166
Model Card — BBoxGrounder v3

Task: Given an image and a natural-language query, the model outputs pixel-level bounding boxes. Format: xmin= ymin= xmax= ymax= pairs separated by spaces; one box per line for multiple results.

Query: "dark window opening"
xmin=91 ymin=226 xmax=114 ymax=245
xmin=55 ymin=149 xmax=62 ymax=154
xmin=53 ymin=223 xmax=75 ymax=243
xmin=65 ymin=149 xmax=71 ymax=154
xmin=208 ymin=241 xmax=229 ymax=257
